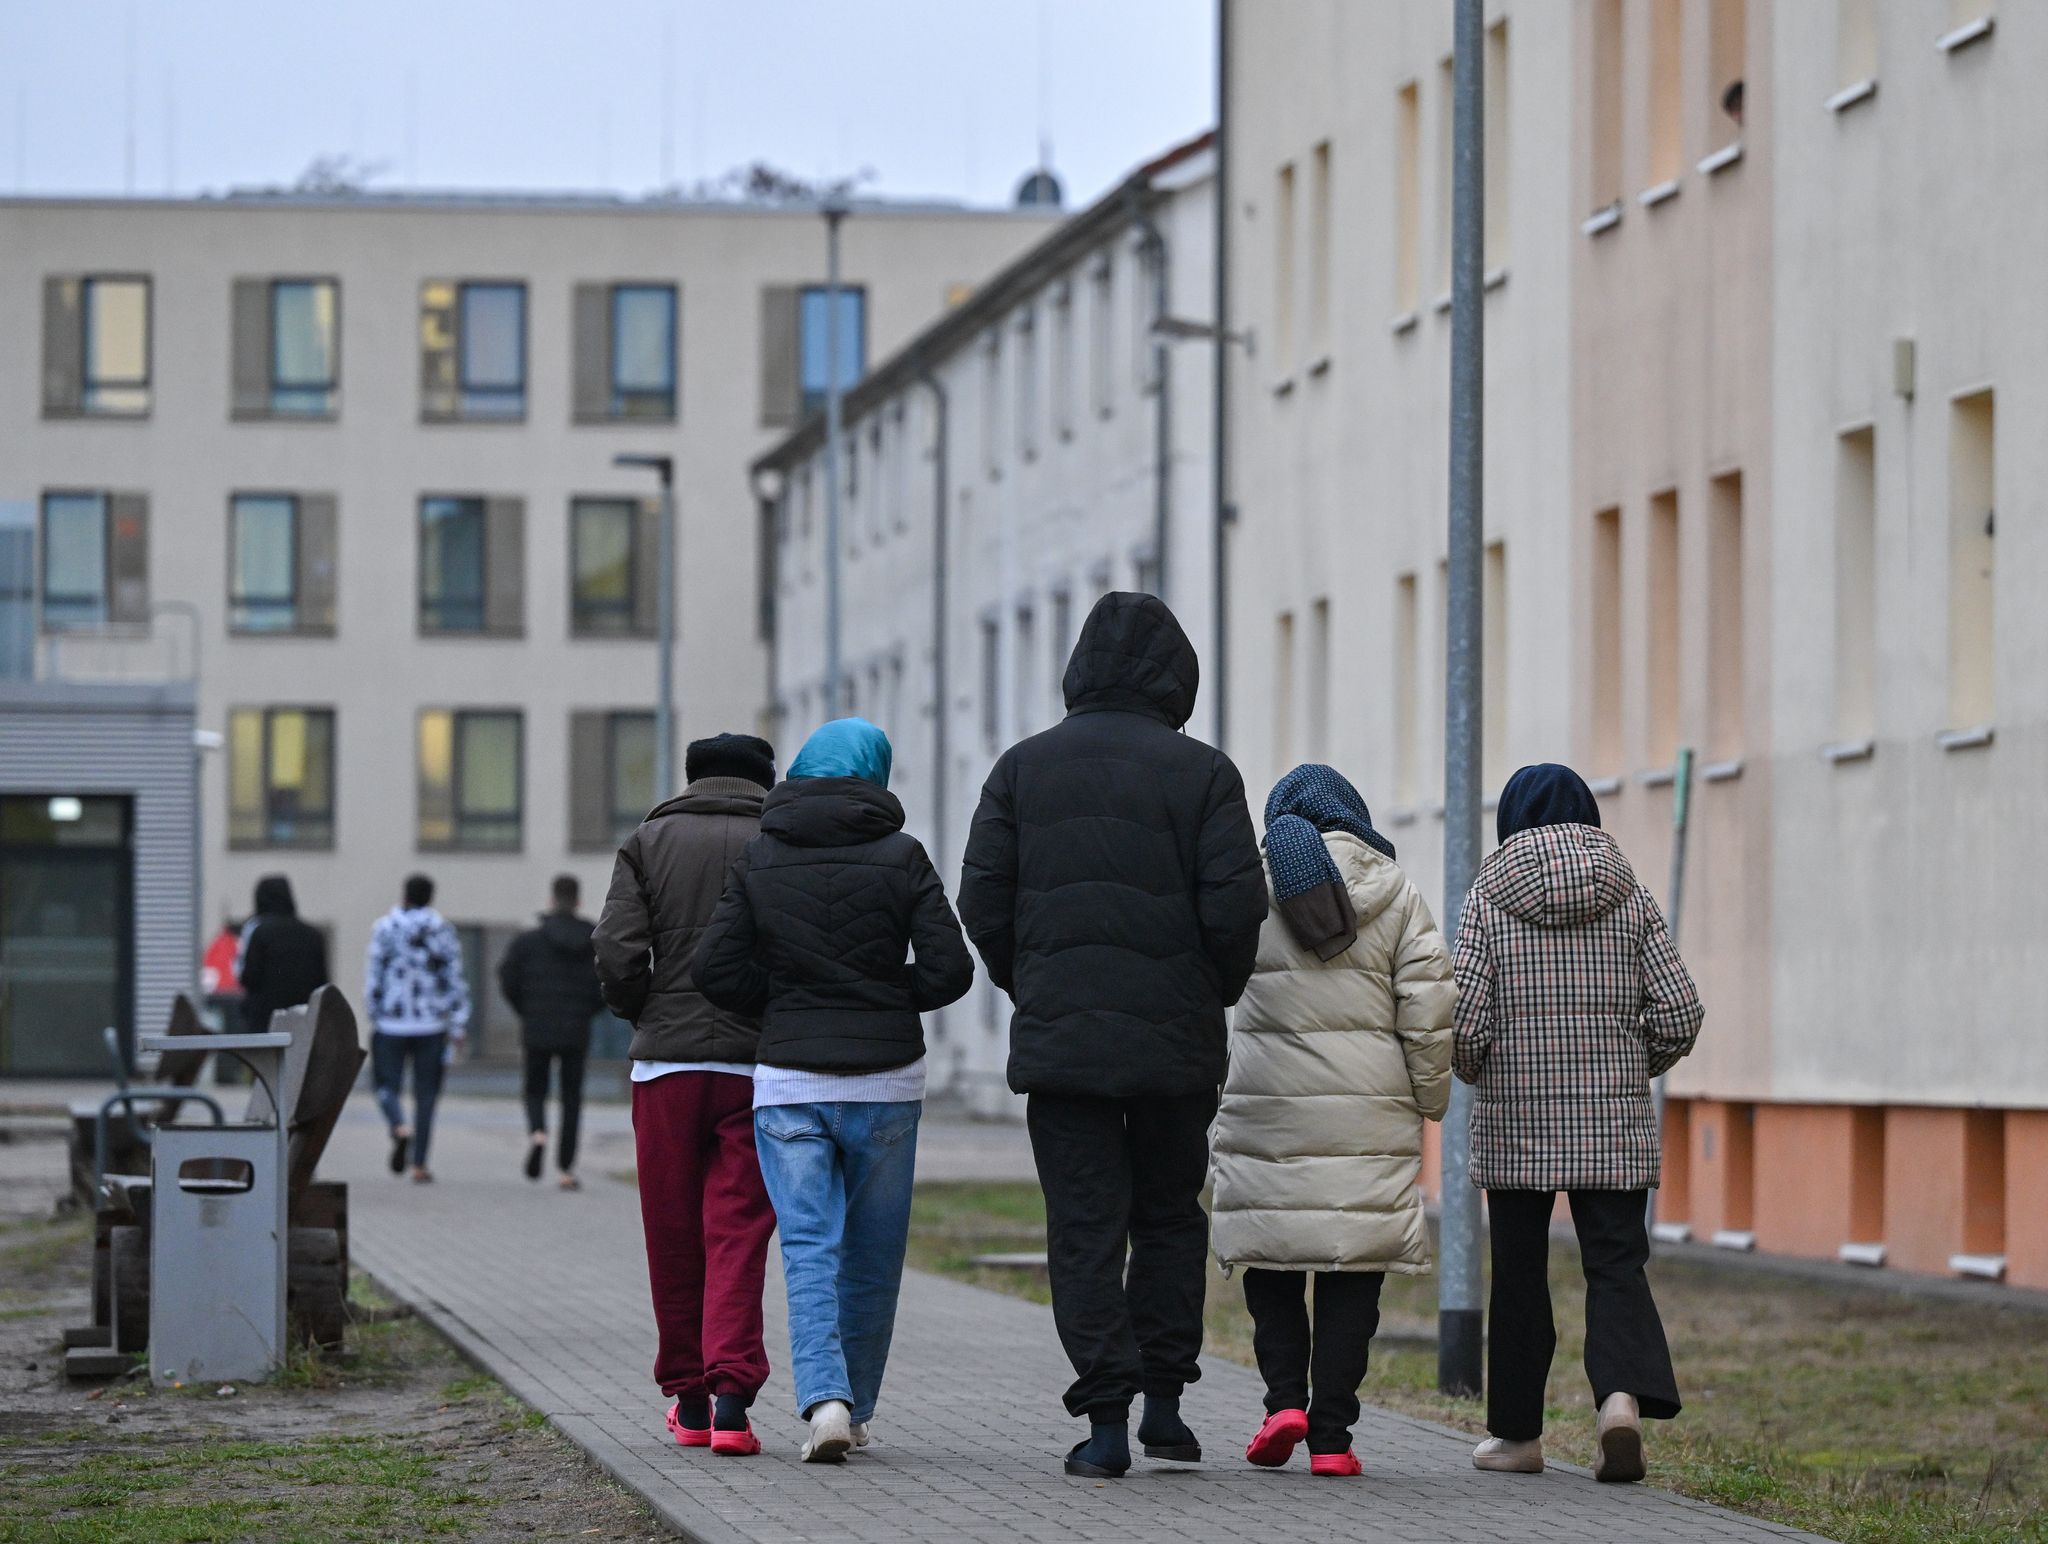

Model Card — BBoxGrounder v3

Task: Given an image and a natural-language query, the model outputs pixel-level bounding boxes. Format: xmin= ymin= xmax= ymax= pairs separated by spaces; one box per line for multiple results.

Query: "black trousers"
xmin=522 ymin=1045 xmax=588 ymax=1173
xmin=1242 ymin=1268 xmax=1384 ymax=1454
xmin=1486 ymin=1188 xmax=1682 ymax=1441
xmin=1025 ymin=1089 xmax=1217 ymax=1421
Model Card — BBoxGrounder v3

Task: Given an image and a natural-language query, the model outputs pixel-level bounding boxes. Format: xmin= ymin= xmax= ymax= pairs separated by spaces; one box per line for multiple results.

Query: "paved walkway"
xmin=324 ymin=1093 xmax=1824 ymax=1543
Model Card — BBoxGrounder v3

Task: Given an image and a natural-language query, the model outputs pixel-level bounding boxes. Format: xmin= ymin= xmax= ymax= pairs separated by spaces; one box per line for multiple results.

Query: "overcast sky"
xmin=1 ymin=0 xmax=1215 ymax=208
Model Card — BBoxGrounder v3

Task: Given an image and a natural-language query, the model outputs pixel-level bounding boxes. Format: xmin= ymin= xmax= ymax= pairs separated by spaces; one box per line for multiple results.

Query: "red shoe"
xmin=665 ymin=1403 xmax=710 ymax=1448
xmin=1311 ymin=1450 xmax=1364 ymax=1477
xmin=1245 ymin=1408 xmax=1309 ymax=1468
xmin=710 ymin=1423 xmax=762 ymax=1457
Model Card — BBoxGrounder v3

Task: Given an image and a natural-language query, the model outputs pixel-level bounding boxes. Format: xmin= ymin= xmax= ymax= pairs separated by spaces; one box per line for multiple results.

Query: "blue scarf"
xmin=1263 ymin=764 xmax=1396 ymax=903
xmin=786 ymin=717 xmax=893 ymax=789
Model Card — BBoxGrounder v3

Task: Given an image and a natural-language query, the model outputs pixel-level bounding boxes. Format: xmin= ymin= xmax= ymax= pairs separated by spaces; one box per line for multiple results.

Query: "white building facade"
xmin=757 ymin=136 xmax=1217 ymax=1114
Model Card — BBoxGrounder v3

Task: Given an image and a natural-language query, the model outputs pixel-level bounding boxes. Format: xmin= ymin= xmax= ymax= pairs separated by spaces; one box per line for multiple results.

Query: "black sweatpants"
xmin=1241 ymin=1268 xmax=1384 ymax=1454
xmin=1025 ymin=1089 xmax=1217 ymax=1421
xmin=1485 ymin=1188 xmax=1682 ymax=1442
xmin=522 ymin=1045 xmax=588 ymax=1173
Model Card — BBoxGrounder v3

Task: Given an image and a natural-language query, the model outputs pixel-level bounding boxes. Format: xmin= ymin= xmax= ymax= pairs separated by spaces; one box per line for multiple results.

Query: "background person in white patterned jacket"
xmin=365 ymin=872 xmax=472 ymax=1184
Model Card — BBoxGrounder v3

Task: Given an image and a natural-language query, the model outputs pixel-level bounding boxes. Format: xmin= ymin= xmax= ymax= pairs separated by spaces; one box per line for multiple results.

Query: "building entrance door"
xmin=0 ymin=795 xmax=133 ymax=1075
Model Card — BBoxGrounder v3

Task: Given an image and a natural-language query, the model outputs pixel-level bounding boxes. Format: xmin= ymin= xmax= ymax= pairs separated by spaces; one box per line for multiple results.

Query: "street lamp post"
xmin=614 ymin=453 xmax=676 ymax=799
xmin=1438 ymin=0 xmax=1487 ymax=1399
xmin=822 ymin=194 xmax=849 ymax=717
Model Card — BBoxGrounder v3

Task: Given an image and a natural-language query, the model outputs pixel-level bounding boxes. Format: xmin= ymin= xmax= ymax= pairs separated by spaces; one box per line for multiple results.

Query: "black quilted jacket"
xmin=693 ymin=777 xmax=974 ymax=1073
xmin=958 ymin=592 xmax=1267 ymax=1099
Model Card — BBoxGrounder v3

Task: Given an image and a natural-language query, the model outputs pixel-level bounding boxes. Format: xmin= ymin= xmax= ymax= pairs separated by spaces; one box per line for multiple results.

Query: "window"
xmin=1708 ymin=0 xmax=1747 ymax=155
xmin=40 ymin=491 xmax=147 ymax=631
xmin=1706 ymin=473 xmax=1744 ymax=758
xmin=1395 ymin=83 xmax=1421 ymax=314
xmin=1483 ymin=541 xmax=1508 ymax=789
xmin=1274 ymin=610 xmax=1296 ymax=770
xmin=0 ymin=514 xmax=31 ymax=681
xmin=570 ymin=497 xmax=655 ymax=637
xmin=228 ymin=707 xmax=336 ymax=849
xmin=1649 ymin=0 xmax=1683 ymax=186
xmin=42 ymin=276 xmax=150 ymax=417
xmin=1484 ymin=21 xmax=1510 ymax=271
xmin=1308 ymin=141 xmax=1332 ymax=358
xmin=1394 ymin=574 xmax=1419 ymax=802
xmin=1590 ymin=0 xmax=1624 ymax=214
xmin=1048 ymin=588 xmax=1072 ymax=719
xmin=979 ymin=617 xmax=1000 ymax=751
xmin=568 ymin=710 xmax=656 ymax=849
xmin=420 ymin=280 xmax=526 ymax=421
xmin=419 ymin=496 xmax=524 ymax=636
xmin=418 ymin=709 xmax=523 ymax=851
xmin=981 ymin=332 xmax=1004 ymax=479
xmin=612 ymin=285 xmax=677 ymax=419
xmin=799 ymin=285 xmax=866 ymax=418
xmin=1274 ymin=161 xmax=1297 ymax=369
xmin=1592 ymin=507 xmax=1624 ymax=770
xmin=1051 ymin=282 xmax=1076 ymax=440
xmin=1015 ymin=310 xmax=1040 ymax=461
xmin=1834 ymin=429 xmax=1877 ymax=741
xmin=1089 ymin=256 xmax=1115 ymax=420
xmin=1948 ymin=390 xmax=1995 ymax=729
xmin=273 ymin=280 xmax=339 ymax=415
xmin=1014 ymin=604 xmax=1037 ymax=737
xmin=1306 ymin=597 xmax=1331 ymax=760
xmin=1648 ymin=491 xmax=1681 ymax=766
xmin=229 ymin=492 xmax=337 ymax=634
xmin=1435 ymin=56 xmax=1455 ymax=292
xmin=1837 ymin=0 xmax=1878 ymax=90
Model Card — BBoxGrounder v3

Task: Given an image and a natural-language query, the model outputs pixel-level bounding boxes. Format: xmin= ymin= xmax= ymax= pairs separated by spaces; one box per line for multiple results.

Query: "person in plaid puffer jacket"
xmin=1451 ymin=763 xmax=1702 ymax=1486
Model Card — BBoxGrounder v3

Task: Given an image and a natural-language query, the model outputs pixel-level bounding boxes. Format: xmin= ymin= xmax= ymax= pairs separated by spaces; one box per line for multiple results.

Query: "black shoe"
xmin=389 ymin=1131 xmax=410 ymax=1175
xmin=524 ymin=1141 xmax=544 ymax=1181
xmin=1139 ymin=1393 xmax=1202 ymax=1463
xmin=1065 ymin=1422 xmax=1131 ymax=1478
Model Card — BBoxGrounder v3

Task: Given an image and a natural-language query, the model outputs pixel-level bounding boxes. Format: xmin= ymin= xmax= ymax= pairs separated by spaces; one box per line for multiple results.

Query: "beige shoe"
xmin=850 ymin=1421 xmax=870 ymax=1449
xmin=1473 ymin=1436 xmax=1545 ymax=1474
xmin=801 ymin=1400 xmax=853 ymax=1464
xmin=1594 ymin=1393 xmax=1645 ymax=1482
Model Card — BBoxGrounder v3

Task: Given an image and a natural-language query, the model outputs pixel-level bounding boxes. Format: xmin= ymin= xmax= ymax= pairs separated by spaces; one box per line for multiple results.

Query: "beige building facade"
xmin=1 ymin=191 xmax=1058 ymax=1061
xmin=1224 ymin=0 xmax=2045 ymax=1288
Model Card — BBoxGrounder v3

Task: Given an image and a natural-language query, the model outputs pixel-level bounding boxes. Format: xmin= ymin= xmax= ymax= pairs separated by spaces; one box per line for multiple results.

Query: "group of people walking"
xmin=591 ymin=590 xmax=1704 ymax=1483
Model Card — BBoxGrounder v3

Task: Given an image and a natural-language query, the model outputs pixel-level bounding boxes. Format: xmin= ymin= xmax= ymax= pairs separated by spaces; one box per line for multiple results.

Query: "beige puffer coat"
xmin=1210 ymin=831 xmax=1455 ymax=1274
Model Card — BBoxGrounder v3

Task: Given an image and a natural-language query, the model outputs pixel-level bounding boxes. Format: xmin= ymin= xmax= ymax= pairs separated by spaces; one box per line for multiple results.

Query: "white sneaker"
xmin=802 ymin=1400 xmax=853 ymax=1464
xmin=1473 ymin=1436 xmax=1545 ymax=1474
xmin=1594 ymin=1393 xmax=1644 ymax=1483
xmin=850 ymin=1421 xmax=871 ymax=1449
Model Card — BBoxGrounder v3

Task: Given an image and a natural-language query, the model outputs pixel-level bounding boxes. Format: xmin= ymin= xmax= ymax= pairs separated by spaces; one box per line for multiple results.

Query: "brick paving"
xmin=321 ymin=1092 xmax=1829 ymax=1543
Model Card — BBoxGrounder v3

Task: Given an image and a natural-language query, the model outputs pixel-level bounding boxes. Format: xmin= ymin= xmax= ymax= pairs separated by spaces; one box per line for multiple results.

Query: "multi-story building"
xmin=0 ymin=190 xmax=1059 ymax=1067
xmin=1223 ymin=0 xmax=2045 ymax=1289
xmin=754 ymin=135 xmax=1216 ymax=1113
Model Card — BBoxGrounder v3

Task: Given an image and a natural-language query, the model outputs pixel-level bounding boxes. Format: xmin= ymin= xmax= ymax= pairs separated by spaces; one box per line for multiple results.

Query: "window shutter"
xmin=107 ymin=493 xmax=150 ymax=627
xmin=483 ymin=496 xmax=525 ymax=635
xmin=419 ymin=281 xmax=458 ymax=421
xmin=631 ymin=498 xmax=661 ymax=636
xmin=41 ymin=277 xmax=83 ymax=415
xmin=567 ymin=710 xmax=611 ymax=851
xmin=759 ymin=285 xmax=800 ymax=428
xmin=296 ymin=493 xmax=339 ymax=633
xmin=230 ymin=279 xmax=272 ymax=419
xmin=571 ymin=283 xmax=611 ymax=422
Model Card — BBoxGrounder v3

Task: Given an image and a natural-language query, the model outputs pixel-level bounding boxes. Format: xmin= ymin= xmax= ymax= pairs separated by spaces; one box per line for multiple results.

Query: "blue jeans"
xmin=371 ymin=1031 xmax=447 ymax=1168
xmin=752 ymin=1100 xmax=921 ymax=1422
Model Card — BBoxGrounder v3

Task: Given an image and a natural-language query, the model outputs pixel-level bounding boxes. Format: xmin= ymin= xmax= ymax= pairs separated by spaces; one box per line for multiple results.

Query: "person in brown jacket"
xmin=1451 ymin=763 xmax=1703 ymax=1485
xmin=594 ymin=732 xmax=778 ymax=1458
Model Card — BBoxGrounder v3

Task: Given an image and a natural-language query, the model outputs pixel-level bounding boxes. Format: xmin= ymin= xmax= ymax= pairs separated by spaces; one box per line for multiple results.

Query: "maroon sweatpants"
xmin=631 ymin=1071 xmax=776 ymax=1401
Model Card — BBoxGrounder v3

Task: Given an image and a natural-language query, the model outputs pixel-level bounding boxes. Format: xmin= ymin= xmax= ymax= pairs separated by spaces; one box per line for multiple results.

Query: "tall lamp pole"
xmin=614 ymin=453 xmax=676 ymax=799
xmin=822 ymin=194 xmax=849 ymax=717
xmin=1438 ymin=0 xmax=1487 ymax=1399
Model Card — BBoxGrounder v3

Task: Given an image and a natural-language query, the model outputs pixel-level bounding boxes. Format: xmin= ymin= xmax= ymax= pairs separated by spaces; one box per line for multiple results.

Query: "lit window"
xmin=418 ymin=709 xmax=522 ymax=851
xmin=228 ymin=707 xmax=336 ymax=849
xmin=82 ymin=278 xmax=151 ymax=415
xmin=570 ymin=497 xmax=646 ymax=636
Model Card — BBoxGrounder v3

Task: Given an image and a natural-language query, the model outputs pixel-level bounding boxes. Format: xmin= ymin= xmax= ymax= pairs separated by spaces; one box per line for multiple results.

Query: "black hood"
xmin=538 ymin=910 xmax=595 ymax=956
xmin=760 ymin=777 xmax=906 ymax=848
xmin=1062 ymin=592 xmax=1199 ymax=728
xmin=646 ymin=776 xmax=769 ymax=824
xmin=252 ymin=875 xmax=297 ymax=918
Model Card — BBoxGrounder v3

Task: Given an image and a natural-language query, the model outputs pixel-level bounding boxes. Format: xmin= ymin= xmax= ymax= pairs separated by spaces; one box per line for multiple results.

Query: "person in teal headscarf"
xmin=785 ymin=717 xmax=893 ymax=788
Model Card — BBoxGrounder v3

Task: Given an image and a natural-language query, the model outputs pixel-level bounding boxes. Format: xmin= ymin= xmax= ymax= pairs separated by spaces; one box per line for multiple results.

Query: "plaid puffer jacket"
xmin=1451 ymin=823 xmax=1701 ymax=1191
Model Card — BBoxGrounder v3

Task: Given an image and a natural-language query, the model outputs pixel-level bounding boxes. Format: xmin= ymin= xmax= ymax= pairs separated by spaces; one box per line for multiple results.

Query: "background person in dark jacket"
xmin=696 ymin=718 xmax=973 ymax=1465
xmin=238 ymin=875 xmax=329 ymax=1036
xmin=500 ymin=874 xmax=606 ymax=1189
xmin=959 ymin=592 xmax=1267 ymax=1479
xmin=594 ymin=733 xmax=780 ymax=1456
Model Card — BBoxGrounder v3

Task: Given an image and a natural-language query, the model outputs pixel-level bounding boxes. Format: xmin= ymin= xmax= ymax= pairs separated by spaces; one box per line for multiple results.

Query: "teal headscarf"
xmin=786 ymin=717 xmax=893 ymax=789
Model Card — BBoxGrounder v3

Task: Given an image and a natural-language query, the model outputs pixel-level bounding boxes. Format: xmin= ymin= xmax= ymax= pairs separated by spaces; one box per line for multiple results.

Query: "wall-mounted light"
xmin=47 ymin=796 xmax=83 ymax=822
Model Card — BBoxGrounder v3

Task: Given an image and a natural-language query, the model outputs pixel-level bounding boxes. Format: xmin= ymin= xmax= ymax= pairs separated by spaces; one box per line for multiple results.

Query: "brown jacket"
xmin=594 ymin=776 xmax=767 ymax=1064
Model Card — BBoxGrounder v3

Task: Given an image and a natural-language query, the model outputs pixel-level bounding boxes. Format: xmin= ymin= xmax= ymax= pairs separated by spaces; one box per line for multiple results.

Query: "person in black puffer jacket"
xmin=499 ymin=874 xmax=607 ymax=1188
xmin=238 ymin=874 xmax=329 ymax=1036
xmin=695 ymin=718 xmax=972 ymax=1463
xmin=959 ymin=591 xmax=1267 ymax=1478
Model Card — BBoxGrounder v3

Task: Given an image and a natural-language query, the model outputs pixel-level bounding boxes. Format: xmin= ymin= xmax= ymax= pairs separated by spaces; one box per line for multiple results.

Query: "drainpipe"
xmin=1212 ymin=0 xmax=1233 ymax=750
xmin=1128 ymin=186 xmax=1173 ymax=608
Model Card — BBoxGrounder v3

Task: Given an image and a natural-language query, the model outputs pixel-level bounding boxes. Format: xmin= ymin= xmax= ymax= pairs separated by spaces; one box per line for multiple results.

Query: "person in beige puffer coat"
xmin=1210 ymin=765 xmax=1453 ymax=1476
